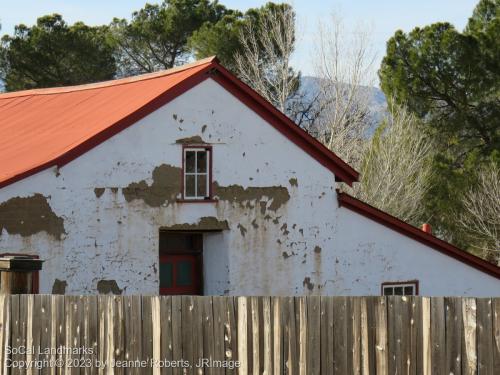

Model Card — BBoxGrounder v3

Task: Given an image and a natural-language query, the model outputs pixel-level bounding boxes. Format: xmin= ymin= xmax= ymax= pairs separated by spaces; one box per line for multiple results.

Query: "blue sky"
xmin=0 ymin=0 xmax=478 ymax=83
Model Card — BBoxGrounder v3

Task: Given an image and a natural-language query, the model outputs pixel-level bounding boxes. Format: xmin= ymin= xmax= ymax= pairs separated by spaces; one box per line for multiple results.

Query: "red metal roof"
xmin=0 ymin=56 xmax=358 ymax=188
xmin=337 ymin=191 xmax=500 ymax=279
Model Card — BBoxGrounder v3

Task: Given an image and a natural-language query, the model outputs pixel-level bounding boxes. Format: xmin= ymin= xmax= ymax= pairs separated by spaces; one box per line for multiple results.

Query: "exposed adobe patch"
xmin=237 ymin=224 xmax=247 ymax=237
xmin=97 ymin=280 xmax=123 ymax=295
xmin=122 ymin=164 xmax=181 ymax=207
xmin=303 ymin=277 xmax=314 ymax=291
xmin=161 ymin=217 xmax=229 ymax=231
xmin=175 ymin=135 xmax=207 ymax=144
xmin=289 ymin=177 xmax=298 ymax=187
xmin=0 ymin=194 xmax=65 ymax=239
xmin=94 ymin=188 xmax=105 ymax=198
xmin=213 ymin=182 xmax=290 ymax=212
xmin=52 ymin=279 xmax=67 ymax=294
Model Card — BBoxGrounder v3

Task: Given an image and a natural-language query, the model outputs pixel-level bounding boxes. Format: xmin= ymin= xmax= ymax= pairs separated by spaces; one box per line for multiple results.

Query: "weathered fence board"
xmin=477 ymin=298 xmax=494 ymax=375
xmin=430 ymin=297 xmax=446 ymax=375
xmin=493 ymin=299 xmax=500 ymax=372
xmin=0 ymin=296 xmax=498 ymax=375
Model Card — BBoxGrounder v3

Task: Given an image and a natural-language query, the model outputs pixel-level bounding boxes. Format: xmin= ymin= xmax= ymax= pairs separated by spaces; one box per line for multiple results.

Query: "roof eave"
xmin=337 ymin=191 xmax=500 ymax=280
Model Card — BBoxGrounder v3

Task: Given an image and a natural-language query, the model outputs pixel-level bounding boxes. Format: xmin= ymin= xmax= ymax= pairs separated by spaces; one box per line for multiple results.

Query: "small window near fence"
xmin=183 ymin=147 xmax=211 ymax=199
xmin=382 ymin=281 xmax=418 ymax=296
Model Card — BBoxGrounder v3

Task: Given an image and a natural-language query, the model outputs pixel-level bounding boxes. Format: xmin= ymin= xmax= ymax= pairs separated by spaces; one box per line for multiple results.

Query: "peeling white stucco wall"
xmin=0 ymin=78 xmax=498 ymax=296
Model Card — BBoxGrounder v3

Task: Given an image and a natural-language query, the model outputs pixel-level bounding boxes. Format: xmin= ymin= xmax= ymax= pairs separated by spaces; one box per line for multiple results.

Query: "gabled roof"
xmin=0 ymin=56 xmax=358 ymax=189
xmin=337 ymin=191 xmax=500 ymax=279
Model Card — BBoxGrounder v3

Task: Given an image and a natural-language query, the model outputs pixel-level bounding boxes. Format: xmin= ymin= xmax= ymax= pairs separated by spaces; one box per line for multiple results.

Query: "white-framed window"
xmin=382 ymin=281 xmax=418 ymax=296
xmin=183 ymin=147 xmax=211 ymax=199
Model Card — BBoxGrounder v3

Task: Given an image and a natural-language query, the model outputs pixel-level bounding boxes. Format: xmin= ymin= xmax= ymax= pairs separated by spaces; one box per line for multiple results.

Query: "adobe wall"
xmin=0 ymin=78 xmax=498 ymax=296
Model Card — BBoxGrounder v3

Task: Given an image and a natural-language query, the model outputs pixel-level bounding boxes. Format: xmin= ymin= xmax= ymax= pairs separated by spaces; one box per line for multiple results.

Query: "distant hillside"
xmin=298 ymin=76 xmax=387 ymax=135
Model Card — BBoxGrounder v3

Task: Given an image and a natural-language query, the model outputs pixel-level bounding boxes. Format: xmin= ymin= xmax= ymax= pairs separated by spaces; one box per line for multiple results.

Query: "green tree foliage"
xmin=0 ymin=21 xmax=4 ymax=92
xmin=0 ymin=14 xmax=116 ymax=91
xmin=189 ymin=2 xmax=295 ymax=70
xmin=0 ymin=2 xmax=296 ymax=91
xmin=110 ymin=0 xmax=232 ymax=75
xmin=189 ymin=11 xmax=244 ymax=70
xmin=379 ymin=0 xmax=499 ymax=249
xmin=380 ymin=25 xmax=498 ymax=160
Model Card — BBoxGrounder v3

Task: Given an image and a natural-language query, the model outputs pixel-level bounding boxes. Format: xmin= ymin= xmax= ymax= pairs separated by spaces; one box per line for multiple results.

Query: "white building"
xmin=0 ymin=57 xmax=498 ymax=296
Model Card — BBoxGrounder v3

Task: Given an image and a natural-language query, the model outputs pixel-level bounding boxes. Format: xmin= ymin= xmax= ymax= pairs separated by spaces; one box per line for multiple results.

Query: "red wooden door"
xmin=159 ymin=254 xmax=201 ymax=295
xmin=159 ymin=232 xmax=203 ymax=295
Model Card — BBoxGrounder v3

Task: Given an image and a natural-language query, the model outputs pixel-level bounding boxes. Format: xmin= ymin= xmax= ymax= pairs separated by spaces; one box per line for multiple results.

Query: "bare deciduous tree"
xmin=313 ymin=15 xmax=435 ymax=227
xmin=458 ymin=163 xmax=500 ymax=264
xmin=234 ymin=5 xmax=309 ymax=122
xmin=348 ymin=103 xmax=435 ymax=225
xmin=313 ymin=14 xmax=377 ymax=168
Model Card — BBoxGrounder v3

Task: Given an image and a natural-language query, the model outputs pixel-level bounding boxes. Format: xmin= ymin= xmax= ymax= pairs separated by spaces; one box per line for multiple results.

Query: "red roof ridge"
xmin=337 ymin=190 xmax=500 ymax=279
xmin=0 ymin=56 xmax=218 ymax=99
xmin=0 ymin=57 xmax=359 ymax=189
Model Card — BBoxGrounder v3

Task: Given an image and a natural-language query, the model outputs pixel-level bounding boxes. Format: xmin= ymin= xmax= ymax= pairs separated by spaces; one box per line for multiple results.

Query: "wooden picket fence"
xmin=0 ymin=295 xmax=499 ymax=374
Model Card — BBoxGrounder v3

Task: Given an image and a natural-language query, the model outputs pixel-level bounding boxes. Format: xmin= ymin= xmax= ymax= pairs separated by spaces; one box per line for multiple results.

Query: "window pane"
xmin=185 ymin=175 xmax=196 ymax=197
xmin=197 ymin=151 xmax=207 ymax=173
xmin=197 ymin=174 xmax=207 ymax=197
xmin=185 ymin=151 xmax=195 ymax=173
xmin=404 ymin=286 xmax=414 ymax=295
xmin=383 ymin=287 xmax=393 ymax=296
xmin=394 ymin=287 xmax=403 ymax=295
xmin=177 ymin=261 xmax=193 ymax=286
xmin=160 ymin=263 xmax=173 ymax=288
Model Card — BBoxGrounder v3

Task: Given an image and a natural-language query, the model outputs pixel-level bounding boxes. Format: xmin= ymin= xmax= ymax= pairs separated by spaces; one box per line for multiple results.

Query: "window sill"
xmin=176 ymin=198 xmax=218 ymax=204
